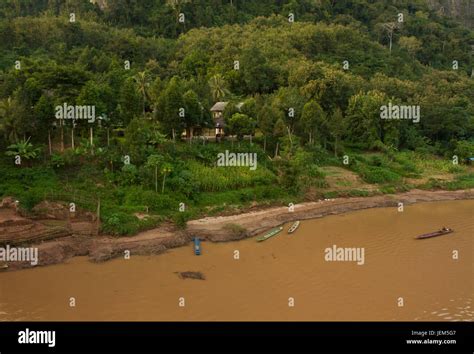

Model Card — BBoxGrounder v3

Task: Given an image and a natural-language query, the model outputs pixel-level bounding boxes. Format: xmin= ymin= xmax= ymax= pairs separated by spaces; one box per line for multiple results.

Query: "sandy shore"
xmin=3 ymin=188 xmax=473 ymax=271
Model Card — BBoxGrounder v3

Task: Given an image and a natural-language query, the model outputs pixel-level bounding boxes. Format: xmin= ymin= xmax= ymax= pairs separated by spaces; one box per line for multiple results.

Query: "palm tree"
xmin=208 ymin=74 xmax=229 ymax=102
xmin=134 ymin=71 xmax=150 ymax=116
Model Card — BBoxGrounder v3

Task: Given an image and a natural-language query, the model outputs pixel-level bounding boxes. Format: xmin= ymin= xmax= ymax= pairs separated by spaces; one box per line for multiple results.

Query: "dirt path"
xmin=3 ymin=188 xmax=473 ymax=271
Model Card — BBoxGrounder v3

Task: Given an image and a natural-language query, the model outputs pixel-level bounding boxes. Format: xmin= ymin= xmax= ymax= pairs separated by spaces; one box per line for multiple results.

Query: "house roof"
xmin=210 ymin=102 xmax=228 ymax=112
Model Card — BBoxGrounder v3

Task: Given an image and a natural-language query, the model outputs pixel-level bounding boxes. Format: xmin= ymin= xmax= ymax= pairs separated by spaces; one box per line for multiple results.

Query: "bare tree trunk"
xmin=96 ymin=198 xmax=101 ymax=236
xmin=286 ymin=126 xmax=293 ymax=147
xmin=71 ymin=127 xmax=75 ymax=149
xmin=389 ymin=32 xmax=393 ymax=53
xmin=48 ymin=130 xmax=52 ymax=156
xmin=107 ymin=128 xmax=110 ymax=147
xmin=162 ymin=174 xmax=166 ymax=193
xmin=263 ymin=136 xmax=267 ymax=153
xmin=90 ymin=127 xmax=94 ymax=155
xmin=172 ymin=128 xmax=176 ymax=143
xmin=189 ymin=127 xmax=194 ymax=144
xmin=274 ymin=142 xmax=279 ymax=157
xmin=60 ymin=120 xmax=64 ymax=152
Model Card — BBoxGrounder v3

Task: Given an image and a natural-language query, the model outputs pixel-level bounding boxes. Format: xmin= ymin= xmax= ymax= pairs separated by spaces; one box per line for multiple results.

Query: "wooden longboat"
xmin=415 ymin=228 xmax=453 ymax=240
xmin=287 ymin=221 xmax=300 ymax=234
xmin=256 ymin=227 xmax=283 ymax=242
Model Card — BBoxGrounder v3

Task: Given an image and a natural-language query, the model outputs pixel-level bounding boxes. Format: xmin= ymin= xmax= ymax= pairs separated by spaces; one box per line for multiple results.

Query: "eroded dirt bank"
xmin=3 ymin=189 xmax=473 ymax=271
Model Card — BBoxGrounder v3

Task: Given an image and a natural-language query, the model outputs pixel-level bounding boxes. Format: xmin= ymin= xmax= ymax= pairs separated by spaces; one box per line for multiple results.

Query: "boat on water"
xmin=415 ymin=227 xmax=453 ymax=240
xmin=256 ymin=226 xmax=283 ymax=242
xmin=193 ymin=237 xmax=201 ymax=255
xmin=287 ymin=220 xmax=300 ymax=234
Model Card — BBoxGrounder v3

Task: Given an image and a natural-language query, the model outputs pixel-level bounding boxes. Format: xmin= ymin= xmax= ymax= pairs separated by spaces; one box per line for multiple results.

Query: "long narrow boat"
xmin=193 ymin=237 xmax=201 ymax=255
xmin=287 ymin=221 xmax=300 ymax=234
xmin=256 ymin=226 xmax=283 ymax=242
xmin=415 ymin=228 xmax=453 ymax=240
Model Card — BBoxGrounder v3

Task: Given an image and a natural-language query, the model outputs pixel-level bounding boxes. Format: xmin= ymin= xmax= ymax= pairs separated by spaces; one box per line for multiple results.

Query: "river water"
xmin=0 ymin=200 xmax=472 ymax=321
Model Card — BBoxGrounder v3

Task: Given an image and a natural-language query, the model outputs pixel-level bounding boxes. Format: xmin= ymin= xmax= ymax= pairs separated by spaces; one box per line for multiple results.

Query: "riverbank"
xmin=3 ymin=188 xmax=473 ymax=271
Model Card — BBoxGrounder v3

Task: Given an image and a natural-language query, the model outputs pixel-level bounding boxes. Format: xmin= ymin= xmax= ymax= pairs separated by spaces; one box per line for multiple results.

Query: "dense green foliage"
xmin=0 ymin=0 xmax=473 ymax=235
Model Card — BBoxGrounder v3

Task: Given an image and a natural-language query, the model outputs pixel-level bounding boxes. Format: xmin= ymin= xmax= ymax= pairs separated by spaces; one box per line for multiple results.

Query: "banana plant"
xmin=5 ymin=137 xmax=41 ymax=166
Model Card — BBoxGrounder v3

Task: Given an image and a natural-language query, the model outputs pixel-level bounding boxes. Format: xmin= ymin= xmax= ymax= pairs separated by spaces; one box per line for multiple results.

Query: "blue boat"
xmin=194 ymin=237 xmax=201 ymax=255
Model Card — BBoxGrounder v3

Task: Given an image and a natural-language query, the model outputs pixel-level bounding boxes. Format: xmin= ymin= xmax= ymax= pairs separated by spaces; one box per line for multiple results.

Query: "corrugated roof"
xmin=210 ymin=102 xmax=228 ymax=112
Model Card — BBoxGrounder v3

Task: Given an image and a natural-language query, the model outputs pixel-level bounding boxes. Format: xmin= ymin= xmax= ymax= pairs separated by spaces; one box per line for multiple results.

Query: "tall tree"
xmin=301 ymin=100 xmax=325 ymax=145
xmin=161 ymin=163 xmax=173 ymax=193
xmin=257 ymin=104 xmax=280 ymax=153
xmin=345 ymin=90 xmax=388 ymax=149
xmin=182 ymin=89 xmax=202 ymax=140
xmin=134 ymin=71 xmax=150 ymax=116
xmin=118 ymin=77 xmax=142 ymax=126
xmin=226 ymin=113 xmax=255 ymax=141
xmin=328 ymin=108 xmax=345 ymax=157
xmin=156 ymin=76 xmax=185 ymax=141
xmin=273 ymin=117 xmax=286 ymax=157
xmin=34 ymin=94 xmax=55 ymax=155
xmin=377 ymin=22 xmax=400 ymax=54
xmin=146 ymin=154 xmax=164 ymax=193
xmin=0 ymin=97 xmax=20 ymax=144
xmin=208 ymin=74 xmax=229 ymax=102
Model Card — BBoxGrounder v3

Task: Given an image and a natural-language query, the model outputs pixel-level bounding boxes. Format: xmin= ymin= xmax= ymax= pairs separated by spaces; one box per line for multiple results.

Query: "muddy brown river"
xmin=0 ymin=200 xmax=472 ymax=321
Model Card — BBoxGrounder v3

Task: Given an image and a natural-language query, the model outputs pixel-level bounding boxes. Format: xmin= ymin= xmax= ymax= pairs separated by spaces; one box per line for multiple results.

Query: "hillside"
xmin=0 ymin=0 xmax=473 ymax=236
xmin=427 ymin=0 xmax=474 ymax=28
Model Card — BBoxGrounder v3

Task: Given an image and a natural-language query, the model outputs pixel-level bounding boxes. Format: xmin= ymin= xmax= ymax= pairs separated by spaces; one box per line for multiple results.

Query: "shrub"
xmin=453 ymin=140 xmax=474 ymax=161
xmin=223 ymin=223 xmax=247 ymax=238
xmin=356 ymin=166 xmax=401 ymax=184
xmin=101 ymin=211 xmax=141 ymax=236
xmin=173 ymin=211 xmax=192 ymax=229
xmin=447 ymin=164 xmax=465 ymax=174
xmin=380 ymin=186 xmax=397 ymax=194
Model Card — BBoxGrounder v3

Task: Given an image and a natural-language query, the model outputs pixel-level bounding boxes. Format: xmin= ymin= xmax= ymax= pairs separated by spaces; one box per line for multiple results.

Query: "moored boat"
xmin=193 ymin=237 xmax=201 ymax=255
xmin=287 ymin=220 xmax=300 ymax=234
xmin=415 ymin=227 xmax=453 ymax=240
xmin=256 ymin=226 xmax=283 ymax=242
